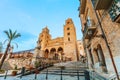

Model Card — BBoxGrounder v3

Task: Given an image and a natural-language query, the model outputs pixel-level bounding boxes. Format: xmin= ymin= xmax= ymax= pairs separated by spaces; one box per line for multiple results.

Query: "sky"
xmin=0 ymin=0 xmax=82 ymax=52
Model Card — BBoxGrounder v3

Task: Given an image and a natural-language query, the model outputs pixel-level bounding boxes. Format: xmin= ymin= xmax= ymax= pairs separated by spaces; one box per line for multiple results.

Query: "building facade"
xmin=33 ymin=18 xmax=85 ymax=61
xmin=79 ymin=0 xmax=120 ymax=79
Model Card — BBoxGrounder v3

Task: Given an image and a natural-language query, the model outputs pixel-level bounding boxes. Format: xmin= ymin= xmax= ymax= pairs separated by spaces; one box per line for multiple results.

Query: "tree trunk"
xmin=0 ymin=42 xmax=10 ymax=69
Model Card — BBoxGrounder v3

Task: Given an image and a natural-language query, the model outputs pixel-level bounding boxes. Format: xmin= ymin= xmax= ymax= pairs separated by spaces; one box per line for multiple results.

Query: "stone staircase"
xmin=41 ymin=61 xmax=88 ymax=78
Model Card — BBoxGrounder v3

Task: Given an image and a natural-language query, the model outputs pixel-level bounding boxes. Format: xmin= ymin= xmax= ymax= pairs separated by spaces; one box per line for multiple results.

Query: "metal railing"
xmin=83 ymin=19 xmax=96 ymax=38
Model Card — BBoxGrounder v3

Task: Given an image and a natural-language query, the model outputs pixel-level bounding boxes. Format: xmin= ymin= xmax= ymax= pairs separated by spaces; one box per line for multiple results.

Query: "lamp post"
xmin=46 ymin=68 xmax=48 ymax=80
xmin=90 ymin=0 xmax=119 ymax=79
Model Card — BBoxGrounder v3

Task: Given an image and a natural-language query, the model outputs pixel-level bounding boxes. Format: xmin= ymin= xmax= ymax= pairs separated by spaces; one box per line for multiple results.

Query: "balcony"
xmin=92 ymin=0 xmax=113 ymax=10
xmin=83 ymin=19 xmax=96 ymax=39
xmin=80 ymin=0 xmax=86 ymax=14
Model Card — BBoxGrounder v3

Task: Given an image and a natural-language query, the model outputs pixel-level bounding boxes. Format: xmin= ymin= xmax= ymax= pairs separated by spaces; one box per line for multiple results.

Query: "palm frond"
xmin=13 ymin=33 xmax=21 ymax=40
xmin=4 ymin=30 xmax=10 ymax=39
xmin=12 ymin=42 xmax=18 ymax=48
xmin=9 ymin=29 xmax=13 ymax=40
xmin=4 ymin=29 xmax=21 ymax=43
xmin=12 ymin=30 xmax=17 ymax=38
xmin=3 ymin=39 xmax=9 ymax=45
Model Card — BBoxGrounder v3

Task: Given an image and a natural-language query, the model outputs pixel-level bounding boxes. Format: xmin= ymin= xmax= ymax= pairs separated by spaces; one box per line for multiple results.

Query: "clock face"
xmin=109 ymin=0 xmax=120 ymax=21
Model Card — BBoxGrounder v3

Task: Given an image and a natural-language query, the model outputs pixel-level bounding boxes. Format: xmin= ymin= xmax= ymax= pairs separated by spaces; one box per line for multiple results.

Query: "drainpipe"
xmin=90 ymin=0 xmax=119 ymax=79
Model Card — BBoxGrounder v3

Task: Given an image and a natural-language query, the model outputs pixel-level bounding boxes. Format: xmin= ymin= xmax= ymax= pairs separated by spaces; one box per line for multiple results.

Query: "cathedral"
xmin=33 ymin=18 xmax=85 ymax=61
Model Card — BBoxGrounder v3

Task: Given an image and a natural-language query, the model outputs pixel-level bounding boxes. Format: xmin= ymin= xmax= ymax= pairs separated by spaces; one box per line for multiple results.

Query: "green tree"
xmin=0 ymin=29 xmax=21 ymax=69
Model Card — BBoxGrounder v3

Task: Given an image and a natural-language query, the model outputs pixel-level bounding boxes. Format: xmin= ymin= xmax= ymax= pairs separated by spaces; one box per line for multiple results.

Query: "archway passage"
xmin=57 ymin=47 xmax=63 ymax=52
xmin=50 ymin=48 xmax=56 ymax=59
xmin=44 ymin=49 xmax=49 ymax=58
xmin=54 ymin=53 xmax=59 ymax=60
xmin=97 ymin=44 xmax=107 ymax=72
xmin=57 ymin=47 xmax=63 ymax=60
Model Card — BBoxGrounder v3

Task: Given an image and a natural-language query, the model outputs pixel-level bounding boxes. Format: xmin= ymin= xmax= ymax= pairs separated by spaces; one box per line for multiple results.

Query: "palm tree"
xmin=0 ymin=42 xmax=3 ymax=53
xmin=0 ymin=29 xmax=21 ymax=69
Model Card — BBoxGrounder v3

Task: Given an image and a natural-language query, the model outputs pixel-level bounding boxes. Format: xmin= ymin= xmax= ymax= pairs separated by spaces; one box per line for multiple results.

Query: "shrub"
xmin=0 ymin=70 xmax=5 ymax=74
xmin=14 ymin=64 xmax=17 ymax=70
xmin=59 ymin=66 xmax=65 ymax=70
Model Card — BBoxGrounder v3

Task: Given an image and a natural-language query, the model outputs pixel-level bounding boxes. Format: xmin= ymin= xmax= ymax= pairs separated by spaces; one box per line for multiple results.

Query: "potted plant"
xmin=11 ymin=64 xmax=18 ymax=76
xmin=11 ymin=70 xmax=17 ymax=76
xmin=35 ymin=69 xmax=39 ymax=74
xmin=0 ymin=70 xmax=5 ymax=74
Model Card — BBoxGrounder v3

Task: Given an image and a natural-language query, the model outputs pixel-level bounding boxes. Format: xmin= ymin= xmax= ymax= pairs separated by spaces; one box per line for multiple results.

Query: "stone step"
xmin=40 ymin=72 xmax=85 ymax=76
xmin=42 ymin=70 xmax=84 ymax=73
xmin=46 ymin=68 xmax=87 ymax=71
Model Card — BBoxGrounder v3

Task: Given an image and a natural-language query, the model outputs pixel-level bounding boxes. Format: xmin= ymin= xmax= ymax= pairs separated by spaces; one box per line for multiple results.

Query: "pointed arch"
xmin=97 ymin=44 xmax=107 ymax=72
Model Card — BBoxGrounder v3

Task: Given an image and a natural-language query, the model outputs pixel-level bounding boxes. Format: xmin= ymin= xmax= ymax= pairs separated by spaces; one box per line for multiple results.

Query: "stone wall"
xmin=8 ymin=58 xmax=32 ymax=69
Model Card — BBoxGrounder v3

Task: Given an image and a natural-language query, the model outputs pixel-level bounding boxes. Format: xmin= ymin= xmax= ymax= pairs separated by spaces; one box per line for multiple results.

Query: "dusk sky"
xmin=0 ymin=0 xmax=82 ymax=52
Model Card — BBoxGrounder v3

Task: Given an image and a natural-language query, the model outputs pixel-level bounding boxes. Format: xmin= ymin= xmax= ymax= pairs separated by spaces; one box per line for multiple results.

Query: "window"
xmin=67 ymin=27 xmax=70 ymax=30
xmin=109 ymin=0 xmax=120 ymax=22
xmin=41 ymin=35 xmax=43 ymax=37
xmin=91 ymin=0 xmax=96 ymax=7
xmin=67 ymin=32 xmax=70 ymax=35
xmin=67 ymin=21 xmax=70 ymax=24
xmin=68 ymin=37 xmax=70 ymax=41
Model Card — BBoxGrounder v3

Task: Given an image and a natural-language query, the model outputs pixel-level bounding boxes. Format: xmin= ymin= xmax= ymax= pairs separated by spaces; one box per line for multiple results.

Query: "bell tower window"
xmin=67 ymin=27 xmax=70 ymax=30
xmin=67 ymin=21 xmax=70 ymax=24
xmin=68 ymin=37 xmax=70 ymax=41
xmin=67 ymin=32 xmax=70 ymax=35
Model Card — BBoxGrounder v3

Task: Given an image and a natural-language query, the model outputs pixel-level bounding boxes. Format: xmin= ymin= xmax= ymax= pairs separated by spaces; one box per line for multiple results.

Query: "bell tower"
xmin=37 ymin=27 xmax=51 ymax=50
xmin=64 ymin=18 xmax=78 ymax=61
xmin=33 ymin=27 xmax=51 ymax=59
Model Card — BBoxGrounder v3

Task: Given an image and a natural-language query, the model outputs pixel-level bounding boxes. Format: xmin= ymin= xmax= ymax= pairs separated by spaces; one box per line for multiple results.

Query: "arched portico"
xmin=57 ymin=47 xmax=64 ymax=60
xmin=44 ymin=49 xmax=49 ymax=58
xmin=50 ymin=48 xmax=56 ymax=59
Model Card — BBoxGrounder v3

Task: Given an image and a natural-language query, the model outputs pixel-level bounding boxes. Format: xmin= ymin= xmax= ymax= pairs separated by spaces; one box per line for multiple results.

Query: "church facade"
xmin=33 ymin=18 xmax=85 ymax=61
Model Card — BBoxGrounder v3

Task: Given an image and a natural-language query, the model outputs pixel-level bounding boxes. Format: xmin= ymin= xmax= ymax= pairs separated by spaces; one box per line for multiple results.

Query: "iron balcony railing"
xmin=83 ymin=19 xmax=96 ymax=39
